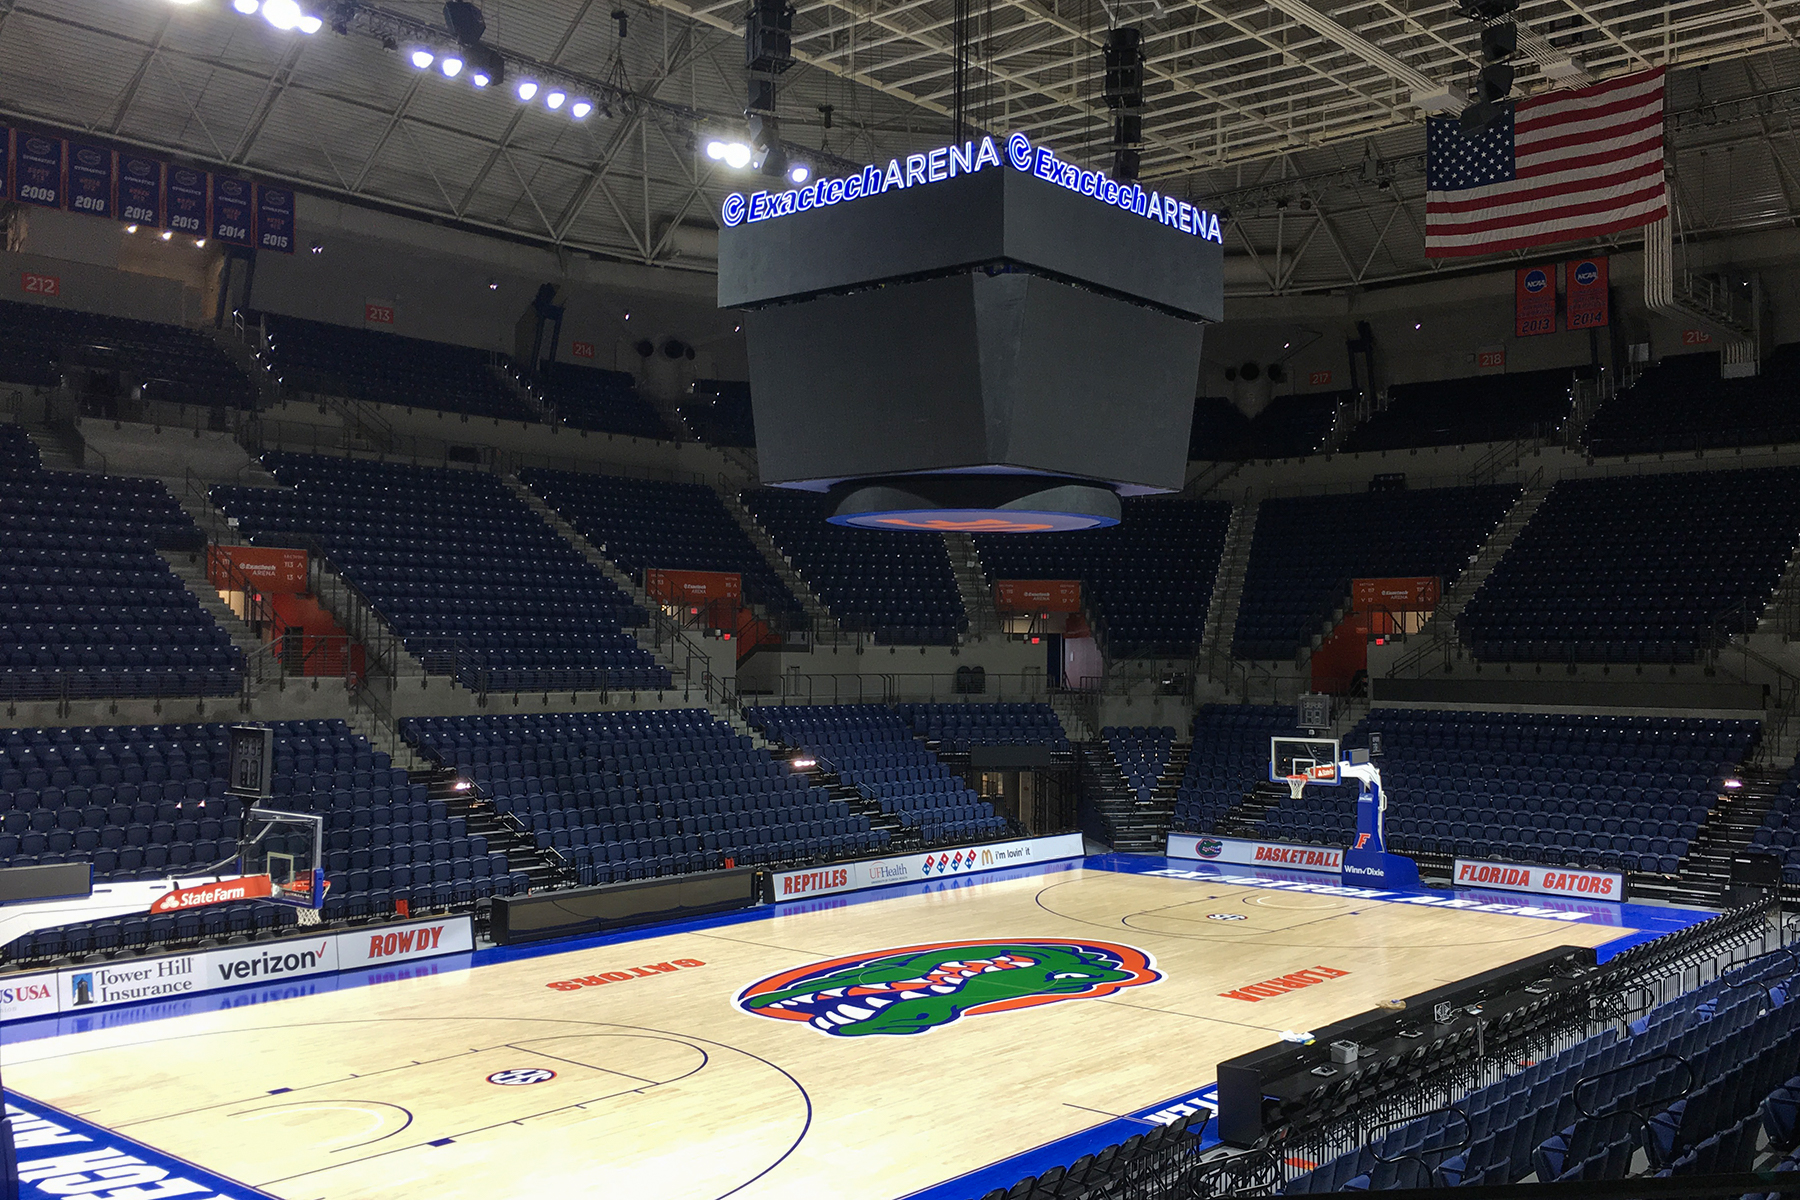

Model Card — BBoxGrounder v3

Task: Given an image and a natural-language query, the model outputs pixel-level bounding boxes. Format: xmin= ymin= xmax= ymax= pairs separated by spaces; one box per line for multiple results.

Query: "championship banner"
xmin=994 ymin=580 xmax=1082 ymax=612
xmin=12 ymin=130 xmax=64 ymax=209
xmin=119 ymin=152 xmax=163 ymax=227
xmin=1514 ymin=265 xmax=1555 ymax=337
xmin=1565 ymin=256 xmax=1609 ymax=331
xmin=256 ymin=183 xmax=296 ymax=253
xmin=209 ymin=173 xmax=256 ymax=247
xmin=66 ymin=141 xmax=114 ymax=219
xmin=1453 ymin=858 xmax=1623 ymax=901
xmin=1165 ymin=832 xmax=1343 ymax=873
xmin=166 ymin=165 xmax=208 ymax=237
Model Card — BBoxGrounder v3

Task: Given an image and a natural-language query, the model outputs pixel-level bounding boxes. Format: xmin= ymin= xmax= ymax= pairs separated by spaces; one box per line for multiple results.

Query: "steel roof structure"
xmin=0 ymin=0 xmax=1796 ymax=292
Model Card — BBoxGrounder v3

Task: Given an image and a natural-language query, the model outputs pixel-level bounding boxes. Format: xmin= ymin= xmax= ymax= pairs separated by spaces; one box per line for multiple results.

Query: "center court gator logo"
xmin=735 ymin=939 xmax=1159 ymax=1036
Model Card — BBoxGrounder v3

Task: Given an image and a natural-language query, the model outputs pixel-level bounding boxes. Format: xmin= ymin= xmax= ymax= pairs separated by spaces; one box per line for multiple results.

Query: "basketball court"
xmin=0 ymin=856 xmax=1707 ymax=1200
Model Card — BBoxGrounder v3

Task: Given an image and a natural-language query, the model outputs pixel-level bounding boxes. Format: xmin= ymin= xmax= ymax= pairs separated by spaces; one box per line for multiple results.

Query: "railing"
xmin=760 ymin=668 xmax=1050 ymax=706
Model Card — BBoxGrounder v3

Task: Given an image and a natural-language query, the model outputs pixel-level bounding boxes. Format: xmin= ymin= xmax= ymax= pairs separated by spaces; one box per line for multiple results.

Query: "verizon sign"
xmin=1453 ymin=859 xmax=1623 ymax=901
xmin=1166 ymin=833 xmax=1342 ymax=874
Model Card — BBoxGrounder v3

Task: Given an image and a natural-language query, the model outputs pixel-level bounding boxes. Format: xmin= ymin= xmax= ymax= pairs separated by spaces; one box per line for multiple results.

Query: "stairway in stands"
xmin=434 ymin=771 xmax=572 ymax=894
xmin=808 ymin=761 xmax=914 ymax=854
xmin=1637 ymin=767 xmax=1782 ymax=907
xmin=1212 ymin=781 xmax=1286 ymax=838
xmin=1079 ymin=741 xmax=1177 ymax=851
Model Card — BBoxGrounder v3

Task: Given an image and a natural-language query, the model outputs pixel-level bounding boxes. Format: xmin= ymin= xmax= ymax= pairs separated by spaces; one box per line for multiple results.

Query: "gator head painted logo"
xmin=1195 ymin=837 xmax=1224 ymax=859
xmin=736 ymin=939 xmax=1159 ymax=1037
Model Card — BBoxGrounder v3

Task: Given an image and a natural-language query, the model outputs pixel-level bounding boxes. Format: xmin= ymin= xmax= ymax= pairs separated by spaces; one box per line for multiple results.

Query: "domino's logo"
xmin=1523 ymin=268 xmax=1548 ymax=293
xmin=1575 ymin=261 xmax=1599 ymax=286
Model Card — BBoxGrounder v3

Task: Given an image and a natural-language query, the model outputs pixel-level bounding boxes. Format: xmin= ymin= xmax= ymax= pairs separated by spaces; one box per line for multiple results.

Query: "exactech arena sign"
xmin=772 ymin=832 xmax=1085 ymax=900
xmin=1452 ymin=859 xmax=1623 ymax=900
xmin=1165 ymin=833 xmax=1342 ymax=873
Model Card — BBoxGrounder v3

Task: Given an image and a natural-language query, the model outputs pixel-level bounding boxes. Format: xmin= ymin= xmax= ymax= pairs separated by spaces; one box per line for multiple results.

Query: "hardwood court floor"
xmin=6 ymin=865 xmax=1628 ymax=1200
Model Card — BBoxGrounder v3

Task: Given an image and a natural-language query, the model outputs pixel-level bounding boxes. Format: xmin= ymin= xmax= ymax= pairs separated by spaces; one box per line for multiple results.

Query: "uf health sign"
xmin=1453 ymin=858 xmax=1623 ymax=901
xmin=1166 ymin=833 xmax=1343 ymax=873
xmin=721 ymin=132 xmax=1224 ymax=245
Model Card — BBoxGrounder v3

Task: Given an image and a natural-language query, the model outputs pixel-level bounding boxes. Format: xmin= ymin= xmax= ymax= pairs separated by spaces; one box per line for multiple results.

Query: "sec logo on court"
xmin=736 ymin=939 xmax=1160 ymax=1037
xmin=487 ymin=1068 xmax=556 ymax=1086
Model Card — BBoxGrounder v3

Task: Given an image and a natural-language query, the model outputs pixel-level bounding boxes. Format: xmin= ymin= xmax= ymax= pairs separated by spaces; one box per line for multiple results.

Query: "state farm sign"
xmin=1453 ymin=859 xmax=1623 ymax=901
xmin=1166 ymin=833 xmax=1343 ymax=874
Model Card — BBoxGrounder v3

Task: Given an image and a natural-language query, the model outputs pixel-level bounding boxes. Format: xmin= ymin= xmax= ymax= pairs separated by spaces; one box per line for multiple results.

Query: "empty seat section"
xmin=744 ymin=489 xmax=965 ymax=643
xmin=974 ymin=498 xmax=1230 ymax=656
xmin=1170 ymin=704 xmax=1315 ymax=834
xmin=1105 ymin=725 xmax=1176 ymax=803
xmin=681 ymin=379 xmax=756 ymax=447
xmin=747 ymin=704 xmax=1002 ymax=846
xmin=1189 ymin=392 xmax=1344 ymax=460
xmin=1585 ymin=346 xmax=1800 ymax=457
xmin=255 ymin=312 xmax=536 ymax=420
xmin=1459 ymin=467 xmax=1800 ymax=663
xmin=0 ymin=454 xmax=235 ymax=700
xmin=1339 ymin=368 xmax=1573 ymax=452
xmin=404 ymin=708 xmax=873 ymax=882
xmin=1234 ymin=485 xmax=1517 ymax=660
xmin=1364 ymin=707 xmax=1753 ymax=874
xmin=520 ymin=468 xmax=804 ymax=628
xmin=212 ymin=453 xmax=669 ymax=692
xmin=896 ymin=703 xmax=1068 ymax=753
xmin=0 ymin=298 xmax=253 ymax=408
xmin=520 ymin=360 xmax=672 ymax=440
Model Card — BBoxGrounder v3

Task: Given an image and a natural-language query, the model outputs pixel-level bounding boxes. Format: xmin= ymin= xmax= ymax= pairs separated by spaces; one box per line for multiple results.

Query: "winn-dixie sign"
xmin=773 ymin=832 xmax=1085 ymax=900
xmin=0 ymin=915 xmax=472 ymax=1022
xmin=721 ymin=132 xmax=1224 ymax=244
xmin=1453 ymin=859 xmax=1624 ymax=901
xmin=1166 ymin=833 xmax=1343 ymax=873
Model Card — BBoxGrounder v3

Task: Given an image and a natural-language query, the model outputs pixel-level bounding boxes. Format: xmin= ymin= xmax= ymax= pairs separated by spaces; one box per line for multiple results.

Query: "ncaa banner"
xmin=1565 ymin=256 xmax=1609 ymax=331
xmin=13 ymin=131 xmax=63 ymax=209
xmin=1165 ymin=832 xmax=1343 ymax=874
xmin=66 ymin=141 xmax=114 ymax=219
xmin=166 ymin=165 xmax=207 ymax=237
xmin=1453 ymin=858 xmax=1623 ymax=901
xmin=772 ymin=832 xmax=1085 ymax=900
xmin=256 ymin=182 xmax=296 ymax=253
xmin=209 ymin=173 xmax=256 ymax=247
xmin=1514 ymin=265 xmax=1555 ymax=337
xmin=118 ymin=152 xmax=163 ymax=227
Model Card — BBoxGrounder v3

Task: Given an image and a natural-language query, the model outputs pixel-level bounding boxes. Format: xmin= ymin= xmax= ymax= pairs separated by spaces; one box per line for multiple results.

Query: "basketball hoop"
xmin=295 ymin=907 xmax=321 ymax=927
xmin=1285 ymin=774 xmax=1308 ymax=801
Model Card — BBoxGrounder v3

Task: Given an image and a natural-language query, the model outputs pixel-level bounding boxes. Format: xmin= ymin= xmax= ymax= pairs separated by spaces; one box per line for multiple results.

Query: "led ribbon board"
xmin=721 ymin=132 xmax=1223 ymax=245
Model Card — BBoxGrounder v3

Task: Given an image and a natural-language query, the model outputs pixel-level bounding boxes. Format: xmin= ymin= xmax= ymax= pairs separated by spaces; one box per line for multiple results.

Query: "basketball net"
xmin=296 ymin=907 xmax=321 ymax=926
xmin=1285 ymin=774 xmax=1308 ymax=801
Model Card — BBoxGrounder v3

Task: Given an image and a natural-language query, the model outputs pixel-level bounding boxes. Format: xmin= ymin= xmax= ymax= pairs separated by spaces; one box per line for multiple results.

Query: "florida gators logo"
xmin=736 ymin=939 xmax=1159 ymax=1037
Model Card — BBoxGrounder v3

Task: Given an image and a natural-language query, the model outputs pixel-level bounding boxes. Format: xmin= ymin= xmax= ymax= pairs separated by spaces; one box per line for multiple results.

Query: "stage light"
xmin=125 ymin=224 xmax=138 ymax=233
xmin=722 ymin=141 xmax=752 ymax=169
xmin=788 ymin=163 xmax=809 ymax=183
xmin=195 ymin=238 xmax=207 ymax=247
xmin=570 ymin=98 xmax=594 ymax=119
xmin=471 ymin=68 xmax=492 ymax=86
xmin=410 ymin=48 xmax=435 ymax=69
xmin=516 ymin=79 xmax=539 ymax=101
xmin=705 ymin=140 xmax=727 ymax=160
xmin=466 ymin=45 xmax=504 ymax=88
xmin=544 ymin=89 xmax=566 ymax=110
xmin=297 ymin=13 xmax=321 ymax=32
xmin=441 ymin=55 xmax=464 ymax=78
xmin=261 ymin=0 xmax=304 ymax=29
xmin=232 ymin=0 xmax=259 ymax=12
xmin=159 ymin=230 xmax=173 ymax=241
xmin=309 ymin=242 xmax=323 ymax=254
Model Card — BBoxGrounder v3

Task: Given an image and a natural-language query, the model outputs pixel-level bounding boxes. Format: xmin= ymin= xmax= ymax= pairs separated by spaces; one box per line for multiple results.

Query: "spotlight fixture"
xmin=516 ymin=79 xmax=539 ymax=101
xmin=159 ymin=230 xmax=173 ymax=241
xmin=788 ymin=162 xmax=809 ymax=183
xmin=195 ymin=238 xmax=207 ymax=247
xmin=705 ymin=140 xmax=727 ymax=160
xmin=232 ymin=0 xmax=258 ymax=11
xmin=486 ymin=279 xmax=499 ymax=290
xmin=309 ymin=241 xmax=323 ymax=254
xmin=440 ymin=55 xmax=464 ymax=78
xmin=260 ymin=0 xmax=307 ymax=30
xmin=410 ymin=48 xmax=436 ymax=69
xmin=466 ymin=45 xmax=504 ymax=88
xmin=570 ymin=98 xmax=594 ymax=119
xmin=544 ymin=89 xmax=566 ymax=110
xmin=125 ymin=224 xmax=138 ymax=233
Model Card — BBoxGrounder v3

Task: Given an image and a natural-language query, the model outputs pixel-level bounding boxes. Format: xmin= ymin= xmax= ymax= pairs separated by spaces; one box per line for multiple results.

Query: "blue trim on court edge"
xmin=6 ymin=1090 xmax=276 ymax=1199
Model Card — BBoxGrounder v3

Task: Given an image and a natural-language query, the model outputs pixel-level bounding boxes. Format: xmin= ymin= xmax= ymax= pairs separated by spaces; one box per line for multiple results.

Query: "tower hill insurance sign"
xmin=721 ymin=132 xmax=1224 ymax=246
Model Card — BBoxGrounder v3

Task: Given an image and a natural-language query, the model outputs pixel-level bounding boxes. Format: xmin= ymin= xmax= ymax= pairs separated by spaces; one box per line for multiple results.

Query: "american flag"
xmin=1424 ymin=68 xmax=1667 ymax=258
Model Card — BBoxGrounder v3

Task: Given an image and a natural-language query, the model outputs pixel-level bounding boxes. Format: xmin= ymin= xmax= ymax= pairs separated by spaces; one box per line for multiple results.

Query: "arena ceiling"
xmin=0 ymin=0 xmax=1796 ymax=293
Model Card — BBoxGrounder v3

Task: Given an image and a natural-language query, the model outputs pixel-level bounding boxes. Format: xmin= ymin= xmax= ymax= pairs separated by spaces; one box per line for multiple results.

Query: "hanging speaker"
xmin=1239 ymin=361 xmax=1261 ymax=381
